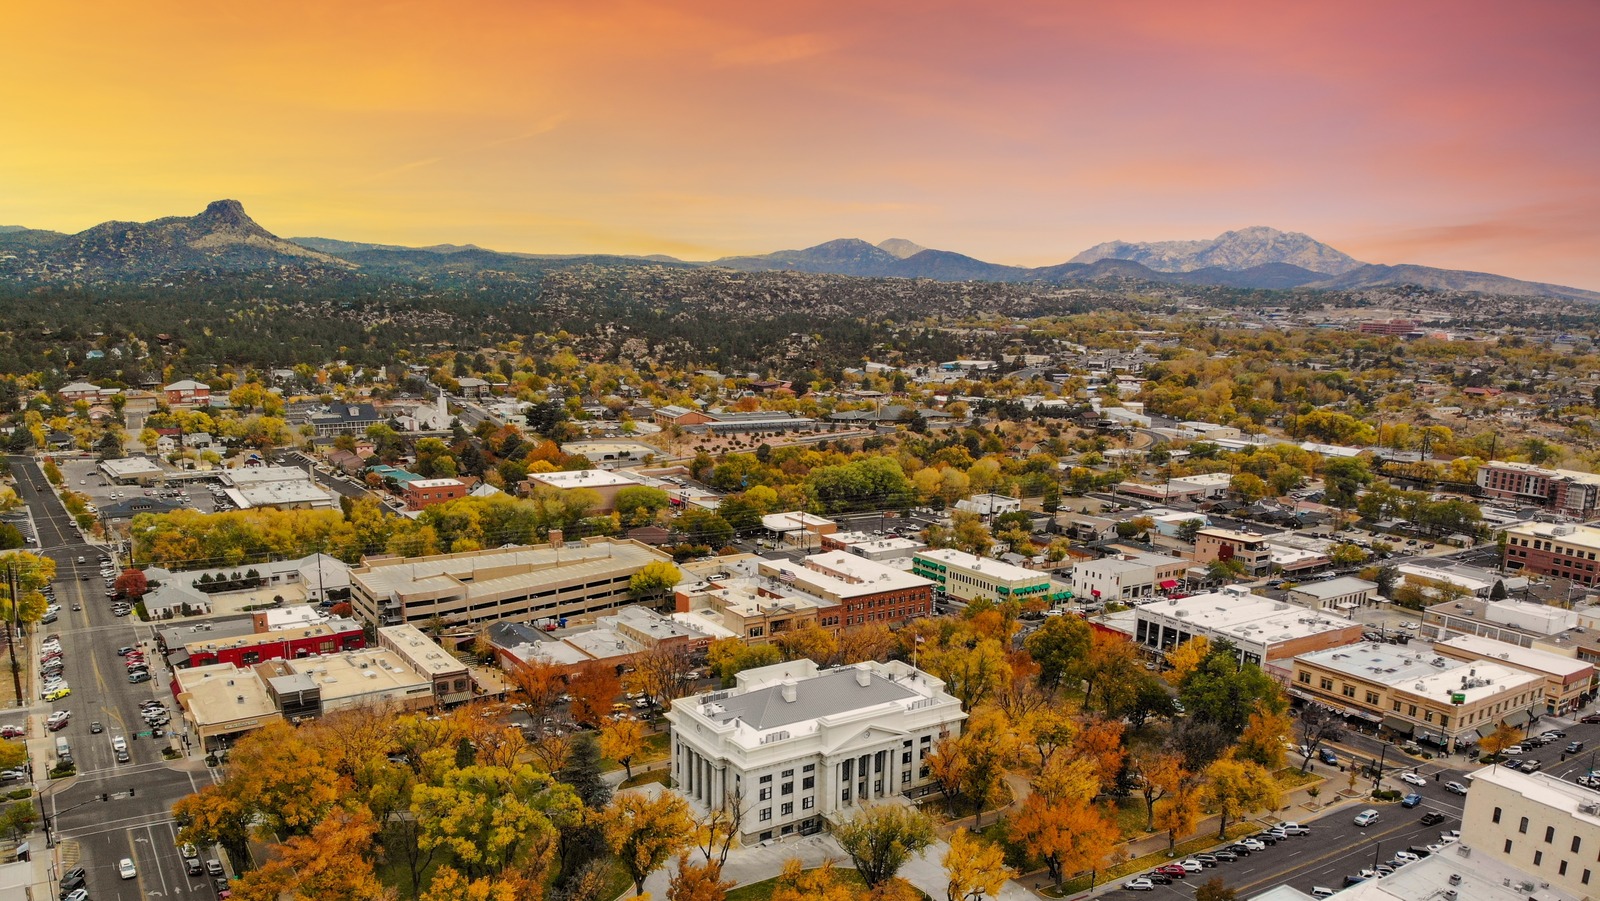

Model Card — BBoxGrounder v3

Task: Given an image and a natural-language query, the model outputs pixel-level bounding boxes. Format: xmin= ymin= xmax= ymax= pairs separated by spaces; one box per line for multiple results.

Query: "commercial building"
xmin=348 ymin=538 xmax=674 ymax=628
xmin=1503 ymin=522 xmax=1600 ymax=586
xmin=378 ymin=624 xmax=473 ymax=707
xmin=1460 ymin=766 xmax=1600 ymax=899
xmin=300 ymin=403 xmax=384 ymax=437
xmin=1422 ymin=596 xmax=1600 ymax=664
xmin=818 ymin=531 xmax=926 ymax=564
xmin=175 ymin=663 xmax=282 ymax=750
xmin=1133 ymin=586 xmax=1366 ymax=666
xmin=159 ymin=614 xmax=366 ymax=669
xmin=1114 ymin=472 xmax=1234 ymax=503
xmin=666 ymin=659 xmax=966 ymax=843
xmin=1478 ymin=461 xmax=1600 ymax=519
xmin=1291 ymin=643 xmax=1545 ymax=751
xmin=1071 ymin=551 xmax=1190 ymax=602
xmin=912 ymin=548 xmax=1060 ymax=605
xmin=163 ymin=379 xmax=210 ymax=406
xmin=98 ymin=456 xmax=165 ymax=485
xmin=1193 ymin=527 xmax=1273 ymax=575
xmin=761 ymin=512 xmax=838 ymax=548
xmin=760 ymin=552 xmax=933 ymax=628
xmin=219 ymin=465 xmax=338 ymax=511
xmin=1434 ymin=634 xmax=1594 ymax=715
xmin=1286 ymin=576 xmax=1379 ymax=614
xmin=954 ymin=493 xmax=1022 ymax=517
xmin=404 ymin=478 xmax=468 ymax=510
xmin=522 ymin=469 xmax=640 ymax=513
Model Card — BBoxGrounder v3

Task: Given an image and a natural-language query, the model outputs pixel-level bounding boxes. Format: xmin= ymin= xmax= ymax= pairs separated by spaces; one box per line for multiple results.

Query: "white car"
xmin=1354 ymin=809 xmax=1381 ymax=827
xmin=118 ymin=857 xmax=137 ymax=879
xmin=1503 ymin=745 xmax=1524 ymax=755
xmin=1180 ymin=859 xmax=1204 ymax=873
xmin=1239 ymin=837 xmax=1266 ymax=851
xmin=1124 ymin=877 xmax=1155 ymax=891
xmin=1440 ymin=830 xmax=1461 ymax=843
xmin=1401 ymin=772 xmax=1428 ymax=787
xmin=1392 ymin=851 xmax=1420 ymax=863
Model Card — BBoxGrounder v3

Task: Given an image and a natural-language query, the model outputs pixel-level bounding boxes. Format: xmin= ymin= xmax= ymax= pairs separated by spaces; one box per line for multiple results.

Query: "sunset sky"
xmin=3 ymin=1 xmax=1598 ymax=287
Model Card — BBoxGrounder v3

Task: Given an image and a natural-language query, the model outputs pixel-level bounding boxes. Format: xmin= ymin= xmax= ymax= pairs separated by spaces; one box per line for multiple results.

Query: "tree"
xmin=1179 ymin=643 xmax=1284 ymax=737
xmin=1482 ymin=723 xmax=1522 ymax=760
xmin=832 ymin=803 xmax=936 ymax=889
xmin=1176 ymin=519 xmax=1205 ymax=544
xmin=1009 ymin=793 xmax=1119 ymax=887
xmin=1195 ymin=878 xmax=1238 ymax=901
xmin=600 ymin=791 xmax=696 ymax=896
xmin=925 ymin=707 xmax=1013 ymax=825
xmin=706 ymin=638 xmax=781 ymax=685
xmin=1024 ymin=615 xmax=1090 ymax=691
xmin=942 ymin=828 xmax=1012 ymax=901
xmin=1154 ymin=784 xmax=1201 ymax=852
xmin=1204 ymin=757 xmax=1280 ymax=838
xmin=770 ymin=858 xmax=859 ymax=901
xmin=1296 ymin=705 xmax=1345 ymax=773
xmin=668 ymin=852 xmax=734 ymax=901
xmin=1131 ymin=751 xmax=1188 ymax=831
xmin=412 ymin=764 xmax=563 ymax=881
xmin=569 ymin=661 xmax=622 ymax=728
xmin=0 ymin=800 xmax=36 ymax=841
xmin=419 ymin=867 xmax=520 ymax=901
xmin=693 ymin=789 xmax=744 ymax=867
xmin=626 ymin=643 xmax=700 ymax=708
xmin=617 ymin=486 xmax=672 ymax=527
xmin=507 ymin=659 xmax=568 ymax=718
xmin=630 ymin=560 xmax=683 ymax=603
xmin=924 ymin=637 xmax=1012 ymax=711
xmin=174 ymin=782 xmax=254 ymax=866
xmin=1329 ymin=543 xmax=1368 ymax=567
xmin=227 ymin=810 xmax=393 ymax=901
xmin=838 ymin=623 xmax=898 ymax=665
xmin=599 ymin=717 xmax=649 ymax=780
xmin=774 ymin=621 xmax=839 ymax=664
xmin=1163 ymin=637 xmax=1210 ymax=687
xmin=113 ymin=567 xmax=149 ymax=600
xmin=0 ymin=524 xmax=22 ymax=551
xmin=1235 ymin=704 xmax=1292 ymax=770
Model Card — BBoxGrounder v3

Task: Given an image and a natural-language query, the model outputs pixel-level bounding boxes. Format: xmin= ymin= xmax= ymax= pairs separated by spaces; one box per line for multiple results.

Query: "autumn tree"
xmin=1073 ymin=717 xmax=1127 ymax=789
xmin=770 ymin=858 xmax=858 ymax=901
xmin=923 ymin=636 xmax=1012 ymax=711
xmin=1178 ymin=640 xmax=1284 ymax=736
xmin=832 ymin=803 xmax=936 ymax=889
xmin=1195 ymin=878 xmax=1238 ymax=901
xmin=1482 ymin=723 xmax=1522 ymax=760
xmin=775 ymin=620 xmax=839 ymax=664
xmin=227 ymin=810 xmax=392 ymax=901
xmin=174 ymin=783 xmax=254 ymax=867
xmin=412 ymin=763 xmax=566 ymax=881
xmin=1131 ymin=751 xmax=1189 ymax=832
xmin=1235 ymin=703 xmax=1292 ymax=770
xmin=668 ymin=852 xmax=735 ymax=901
xmin=1154 ymin=784 xmax=1201 ymax=852
xmin=706 ymin=637 xmax=782 ymax=685
xmin=1163 ymin=636 xmax=1210 ymax=687
xmin=1009 ymin=793 xmax=1119 ymax=887
xmin=507 ymin=659 xmax=569 ymax=719
xmin=630 ymin=559 xmax=683 ymax=602
xmin=600 ymin=791 xmax=696 ymax=896
xmin=569 ymin=660 xmax=622 ymax=728
xmin=113 ymin=567 xmax=149 ymax=599
xmin=1079 ymin=631 xmax=1144 ymax=714
xmin=926 ymin=706 xmax=1014 ymax=825
xmin=419 ymin=867 xmax=520 ymax=901
xmin=1296 ymin=704 xmax=1345 ymax=773
xmin=943 ymin=828 xmax=1013 ymax=901
xmin=838 ymin=623 xmax=898 ymax=665
xmin=693 ymin=788 xmax=745 ymax=867
xmin=1205 ymin=757 xmax=1280 ymax=838
xmin=627 ymin=643 xmax=700 ymax=708
xmin=600 ymin=716 xmax=649 ymax=779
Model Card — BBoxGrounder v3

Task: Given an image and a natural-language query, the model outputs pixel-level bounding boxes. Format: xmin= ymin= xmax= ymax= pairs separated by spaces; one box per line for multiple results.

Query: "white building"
xmin=1286 ymin=576 xmax=1378 ymax=613
xmin=1134 ymin=586 xmax=1365 ymax=666
xmin=666 ymin=659 xmax=966 ymax=843
xmin=1460 ymin=766 xmax=1600 ymax=899
xmin=220 ymin=465 xmax=338 ymax=511
xmin=1071 ymin=551 xmax=1190 ymax=602
xmin=954 ymin=493 xmax=1022 ymax=517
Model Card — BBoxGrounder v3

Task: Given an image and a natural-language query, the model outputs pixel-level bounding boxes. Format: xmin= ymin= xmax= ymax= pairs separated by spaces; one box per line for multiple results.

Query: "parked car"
xmin=1251 ymin=832 xmax=1280 ymax=845
xmin=1180 ymin=859 xmax=1204 ymax=874
xmin=1213 ymin=849 xmax=1238 ymax=862
xmin=1194 ymin=853 xmax=1219 ymax=867
xmin=1503 ymin=744 xmax=1524 ymax=756
xmin=206 ymin=859 xmax=225 ymax=877
xmin=1154 ymin=864 xmax=1188 ymax=878
xmin=1123 ymin=878 xmax=1155 ymax=891
xmin=1145 ymin=872 xmax=1172 ymax=885
xmin=1319 ymin=748 xmax=1339 ymax=765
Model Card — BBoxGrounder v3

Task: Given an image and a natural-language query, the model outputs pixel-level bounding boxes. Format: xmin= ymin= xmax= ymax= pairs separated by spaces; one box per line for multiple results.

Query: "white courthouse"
xmin=665 ymin=659 xmax=966 ymax=842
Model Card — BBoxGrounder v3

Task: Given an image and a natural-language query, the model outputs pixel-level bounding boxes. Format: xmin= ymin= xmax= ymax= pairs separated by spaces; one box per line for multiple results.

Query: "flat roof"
xmin=1297 ymin=642 xmax=1458 ymax=685
xmin=408 ymin=478 xmax=465 ymax=489
xmin=378 ymin=624 xmax=467 ymax=677
xmin=762 ymin=551 xmax=933 ymax=598
xmin=1437 ymin=634 xmax=1593 ymax=678
xmin=100 ymin=457 xmax=164 ymax=475
xmin=285 ymin=648 xmax=432 ymax=702
xmin=1507 ymin=521 xmax=1600 ymax=550
xmin=528 ymin=469 xmax=639 ymax=489
xmin=179 ymin=663 xmax=278 ymax=726
xmin=1403 ymin=660 xmax=1543 ymax=704
xmin=1289 ymin=576 xmax=1377 ymax=599
xmin=915 ymin=548 xmax=1044 ymax=584
xmin=1139 ymin=590 xmax=1358 ymax=645
xmin=223 ymin=465 xmax=319 ymax=486
xmin=762 ymin=511 xmax=836 ymax=532
xmin=353 ymin=540 xmax=669 ymax=599
xmin=1327 ymin=844 xmax=1580 ymax=901
xmin=1168 ymin=472 xmax=1234 ymax=486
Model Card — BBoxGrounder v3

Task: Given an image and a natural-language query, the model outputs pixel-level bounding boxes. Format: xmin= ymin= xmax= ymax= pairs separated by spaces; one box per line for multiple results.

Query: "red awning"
xmin=1091 ymin=589 xmax=1102 ymax=597
xmin=1160 ymin=579 xmax=1179 ymax=589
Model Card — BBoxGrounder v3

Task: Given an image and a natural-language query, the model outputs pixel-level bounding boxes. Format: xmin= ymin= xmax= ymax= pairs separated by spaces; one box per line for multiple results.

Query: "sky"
xmin=3 ymin=1 xmax=1599 ymax=288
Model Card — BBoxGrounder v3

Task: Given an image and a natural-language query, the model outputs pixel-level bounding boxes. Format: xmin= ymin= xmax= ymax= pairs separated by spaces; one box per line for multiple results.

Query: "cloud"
xmin=714 ymin=32 xmax=837 ymax=67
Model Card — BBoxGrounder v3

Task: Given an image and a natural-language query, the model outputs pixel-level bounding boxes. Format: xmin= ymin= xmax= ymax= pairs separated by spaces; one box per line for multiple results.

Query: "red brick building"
xmin=404 ymin=478 xmax=468 ymax=510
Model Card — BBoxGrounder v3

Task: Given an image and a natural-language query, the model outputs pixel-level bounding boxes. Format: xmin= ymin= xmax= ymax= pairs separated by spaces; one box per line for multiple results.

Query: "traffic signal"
xmin=100 ymin=793 xmax=108 ymax=802
xmin=128 ymin=788 xmax=136 ymax=797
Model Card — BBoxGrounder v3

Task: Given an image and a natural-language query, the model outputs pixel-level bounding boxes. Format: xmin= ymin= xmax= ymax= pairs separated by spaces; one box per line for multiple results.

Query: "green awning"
xmin=1381 ymin=715 xmax=1415 ymax=735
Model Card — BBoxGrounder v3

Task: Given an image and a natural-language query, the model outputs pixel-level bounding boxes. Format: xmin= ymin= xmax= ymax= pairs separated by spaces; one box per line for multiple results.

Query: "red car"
xmin=0 ymin=725 xmax=24 ymax=739
xmin=1154 ymin=864 xmax=1188 ymax=878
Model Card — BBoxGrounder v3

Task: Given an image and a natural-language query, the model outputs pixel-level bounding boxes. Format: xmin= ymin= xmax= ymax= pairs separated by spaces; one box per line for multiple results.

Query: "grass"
xmin=1038 ymin=822 xmax=1260 ymax=897
xmin=599 ymin=732 xmax=670 ymax=774
xmin=619 ymin=769 xmax=672 ymax=790
xmin=1112 ymin=796 xmax=1158 ymax=839
xmin=1274 ymin=767 xmax=1323 ymax=789
xmin=725 ymin=867 xmax=871 ymax=901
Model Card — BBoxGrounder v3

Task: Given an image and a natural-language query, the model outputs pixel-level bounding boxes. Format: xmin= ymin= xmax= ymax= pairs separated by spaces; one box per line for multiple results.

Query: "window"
xmin=803 ymin=763 xmax=815 ymax=772
xmin=1574 ymin=836 xmax=1583 ymax=853
xmin=781 ymin=802 xmax=793 ymax=815
xmin=759 ymin=788 xmax=771 ymax=801
xmin=1560 ymin=861 xmax=1569 ymax=876
xmin=902 ymin=770 xmax=911 ymax=783
xmin=1393 ymin=701 xmax=1402 ymax=712
xmin=782 ymin=769 xmax=794 ymax=778
xmin=1506 ymin=840 xmax=1514 ymax=853
xmin=1547 ymin=826 xmax=1556 ymax=843
xmin=802 ymin=797 xmax=814 ymax=810
xmin=1535 ymin=850 xmax=1544 ymax=866
xmin=1298 ymin=671 xmax=1312 ymax=684
xmin=841 ymin=789 xmax=851 ymax=802
xmin=760 ymin=775 xmax=772 ymax=783
xmin=803 ymin=777 xmax=815 ymax=790
xmin=1366 ymin=691 xmax=1379 ymax=704
xmin=1520 ymin=817 xmax=1530 ymax=834
xmin=902 ymin=752 xmax=911 ymax=764
xmin=782 ymin=782 xmax=793 ymax=795
xmin=1342 ymin=685 xmax=1355 ymax=698
xmin=1493 ymin=807 xmax=1502 ymax=824
xmin=1582 ymin=869 xmax=1590 ymax=885
xmin=1320 ymin=677 xmax=1333 ymax=690
xmin=759 ymin=808 xmax=772 ymax=822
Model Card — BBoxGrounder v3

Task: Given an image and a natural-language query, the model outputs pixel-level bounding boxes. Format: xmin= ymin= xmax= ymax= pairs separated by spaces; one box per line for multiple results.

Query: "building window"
xmin=1548 ymin=826 xmax=1556 ymax=843
xmin=902 ymin=752 xmax=911 ymax=764
xmin=1393 ymin=701 xmax=1402 ymax=712
xmin=1535 ymin=850 xmax=1544 ymax=866
xmin=1561 ymin=861 xmax=1569 ymax=876
xmin=1520 ymin=817 xmax=1530 ymax=834
xmin=902 ymin=770 xmax=911 ymax=783
xmin=802 ymin=797 xmax=814 ymax=810
xmin=1506 ymin=840 xmax=1514 ymax=853
xmin=803 ymin=763 xmax=815 ymax=772
xmin=1493 ymin=807 xmax=1502 ymax=823
xmin=782 ymin=782 xmax=793 ymax=795
xmin=1574 ymin=836 xmax=1583 ymax=853
xmin=1366 ymin=691 xmax=1379 ymax=704
xmin=1320 ymin=678 xmax=1333 ymax=690
xmin=759 ymin=808 xmax=772 ymax=822
xmin=1342 ymin=685 xmax=1355 ymax=698
xmin=1299 ymin=672 xmax=1312 ymax=684
xmin=803 ymin=777 xmax=815 ymax=790
xmin=782 ymin=769 xmax=794 ymax=778
xmin=759 ymin=788 xmax=771 ymax=801
xmin=841 ymin=789 xmax=850 ymax=802
xmin=1582 ymin=869 xmax=1589 ymax=885
xmin=760 ymin=775 xmax=772 ymax=783
xmin=781 ymin=802 xmax=793 ymax=815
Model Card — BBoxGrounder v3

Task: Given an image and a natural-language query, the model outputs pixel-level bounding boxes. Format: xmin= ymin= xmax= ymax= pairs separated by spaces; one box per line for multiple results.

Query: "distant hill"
xmin=0 ymin=200 xmax=349 ymax=280
xmin=1303 ymin=263 xmax=1600 ymax=304
xmin=877 ymin=238 xmax=929 ymax=259
xmin=1069 ymin=226 xmax=1366 ymax=276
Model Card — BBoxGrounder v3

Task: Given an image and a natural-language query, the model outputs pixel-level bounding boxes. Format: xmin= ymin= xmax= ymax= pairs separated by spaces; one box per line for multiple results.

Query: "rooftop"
xmin=1139 ymin=589 xmax=1360 ymax=647
xmin=352 ymin=540 xmax=669 ymax=600
xmin=378 ymin=624 xmax=467 ymax=677
xmin=1289 ymin=576 xmax=1378 ymax=599
xmin=1307 ymin=846 xmax=1578 ymax=901
xmin=285 ymin=648 xmax=433 ymax=704
xmin=100 ymin=456 xmax=164 ymax=476
xmin=915 ymin=547 xmax=1045 ymax=583
xmin=177 ymin=663 xmax=278 ymax=726
xmin=1436 ymin=634 xmax=1593 ymax=678
xmin=1298 ymin=642 xmax=1464 ymax=686
xmin=709 ymin=665 xmax=918 ymax=732
xmin=1403 ymin=660 xmax=1543 ymax=705
xmin=528 ymin=469 xmax=640 ymax=489
xmin=760 ymin=551 xmax=933 ymax=599
xmin=1507 ymin=521 xmax=1600 ymax=550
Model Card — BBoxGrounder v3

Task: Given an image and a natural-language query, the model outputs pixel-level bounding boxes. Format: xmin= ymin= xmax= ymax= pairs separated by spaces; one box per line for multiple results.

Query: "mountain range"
xmin=1 ymin=201 xmax=1594 ymax=302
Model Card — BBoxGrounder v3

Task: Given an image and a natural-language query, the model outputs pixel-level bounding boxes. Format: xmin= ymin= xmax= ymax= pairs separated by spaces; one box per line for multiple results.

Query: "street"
xmin=5 ymin=455 xmax=222 ymax=900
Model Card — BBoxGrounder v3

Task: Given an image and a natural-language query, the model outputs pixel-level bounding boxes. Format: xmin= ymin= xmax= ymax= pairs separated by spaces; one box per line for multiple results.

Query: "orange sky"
xmin=3 ymin=1 xmax=1599 ymax=288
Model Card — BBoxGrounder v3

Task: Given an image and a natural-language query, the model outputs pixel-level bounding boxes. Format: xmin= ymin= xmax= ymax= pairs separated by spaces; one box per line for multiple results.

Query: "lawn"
xmin=619 ymin=769 xmax=673 ymax=790
xmin=724 ymin=866 xmax=871 ymax=901
xmin=599 ymin=731 xmax=671 ymax=774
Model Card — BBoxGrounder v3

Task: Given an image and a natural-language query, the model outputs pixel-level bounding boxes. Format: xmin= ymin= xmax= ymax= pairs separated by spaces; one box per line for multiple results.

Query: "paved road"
xmin=6 ymin=456 xmax=219 ymax=901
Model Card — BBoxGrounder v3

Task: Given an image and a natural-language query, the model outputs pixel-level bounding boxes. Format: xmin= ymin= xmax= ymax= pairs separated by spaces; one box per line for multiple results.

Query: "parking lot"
xmin=55 ymin=457 xmax=232 ymax=516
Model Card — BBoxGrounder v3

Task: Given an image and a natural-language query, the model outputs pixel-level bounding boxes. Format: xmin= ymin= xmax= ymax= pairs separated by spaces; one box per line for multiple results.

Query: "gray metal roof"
xmin=712 ymin=668 xmax=917 ymax=731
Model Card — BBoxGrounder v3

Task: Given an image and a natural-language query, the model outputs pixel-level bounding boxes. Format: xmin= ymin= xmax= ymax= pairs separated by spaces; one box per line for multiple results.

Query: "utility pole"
xmin=1371 ymin=743 xmax=1390 ymax=794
